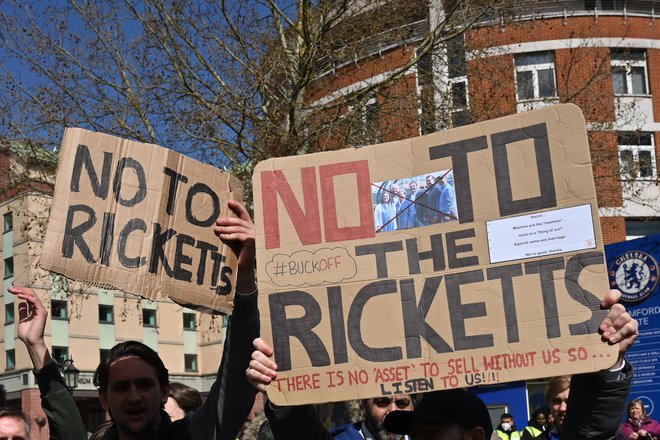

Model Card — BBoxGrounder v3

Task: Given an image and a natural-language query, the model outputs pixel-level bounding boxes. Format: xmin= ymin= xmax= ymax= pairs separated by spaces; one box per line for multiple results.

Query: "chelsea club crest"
xmin=609 ymin=251 xmax=658 ymax=303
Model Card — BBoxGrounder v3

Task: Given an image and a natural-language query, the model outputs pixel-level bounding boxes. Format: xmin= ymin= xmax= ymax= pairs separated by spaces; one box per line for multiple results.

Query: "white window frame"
xmin=618 ymin=132 xmax=657 ymax=180
xmin=515 ymin=52 xmax=558 ymax=102
xmin=611 ymin=50 xmax=649 ymax=96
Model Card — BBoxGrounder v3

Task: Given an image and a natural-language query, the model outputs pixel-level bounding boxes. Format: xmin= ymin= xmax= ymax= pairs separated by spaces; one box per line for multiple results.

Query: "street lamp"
xmin=59 ymin=358 xmax=80 ymax=389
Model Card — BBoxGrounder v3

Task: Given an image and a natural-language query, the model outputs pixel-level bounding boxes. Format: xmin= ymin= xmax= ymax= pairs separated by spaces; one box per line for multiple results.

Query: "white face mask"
xmin=501 ymin=422 xmax=512 ymax=431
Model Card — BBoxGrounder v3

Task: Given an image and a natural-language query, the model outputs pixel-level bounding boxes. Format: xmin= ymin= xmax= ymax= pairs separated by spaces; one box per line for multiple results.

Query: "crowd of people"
xmin=2 ymin=199 xmax=648 ymax=440
xmin=374 ymin=173 xmax=458 ymax=232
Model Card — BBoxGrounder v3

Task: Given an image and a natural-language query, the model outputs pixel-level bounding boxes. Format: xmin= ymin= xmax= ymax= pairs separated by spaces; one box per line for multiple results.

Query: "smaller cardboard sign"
xmin=40 ymin=128 xmax=243 ymax=314
xmin=253 ymin=104 xmax=617 ymax=406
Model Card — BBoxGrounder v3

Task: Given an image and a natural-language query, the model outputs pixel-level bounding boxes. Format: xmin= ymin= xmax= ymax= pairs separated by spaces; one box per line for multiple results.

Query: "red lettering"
xmin=261 ymin=168 xmax=321 ymax=249
xmin=319 ymin=161 xmax=374 ymax=242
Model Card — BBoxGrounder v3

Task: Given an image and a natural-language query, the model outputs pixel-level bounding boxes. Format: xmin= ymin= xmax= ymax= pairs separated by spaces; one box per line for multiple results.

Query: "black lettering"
xmin=62 ymin=204 xmax=97 ymax=263
xmin=269 ymin=290 xmax=330 ymax=371
xmin=348 ymin=280 xmax=402 ymax=362
xmin=355 ymin=241 xmax=404 ymax=278
xmin=70 ymin=144 xmax=112 ymax=199
xmin=525 ymin=257 xmax=565 ymax=338
xmin=487 ymin=264 xmax=524 ymax=343
xmin=445 ymin=270 xmax=493 ymax=350
xmin=195 ymin=241 xmax=218 ymax=285
xmin=405 ymin=234 xmax=445 ymax=275
xmin=173 ymin=234 xmax=195 ymax=282
xmin=428 ymin=136 xmax=488 ymax=223
xmin=446 ymin=229 xmax=479 ymax=269
xmin=566 ymin=252 xmax=606 ymax=336
xmin=491 ymin=123 xmax=557 ymax=216
xmin=216 ymin=266 xmax=233 ymax=295
xmin=149 ymin=223 xmax=176 ymax=276
xmin=113 ymin=157 xmax=147 ymax=207
xmin=163 ymin=167 xmax=189 ymax=215
xmin=327 ymin=286 xmax=348 ymax=365
xmin=118 ymin=218 xmax=147 ymax=268
xmin=185 ymin=182 xmax=221 ymax=227
xmin=100 ymin=213 xmax=115 ymax=266
xmin=400 ymin=276 xmax=453 ymax=358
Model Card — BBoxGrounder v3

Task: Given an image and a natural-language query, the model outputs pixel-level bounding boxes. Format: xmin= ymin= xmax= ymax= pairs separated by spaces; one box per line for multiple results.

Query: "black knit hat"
xmin=383 ymin=389 xmax=493 ymax=437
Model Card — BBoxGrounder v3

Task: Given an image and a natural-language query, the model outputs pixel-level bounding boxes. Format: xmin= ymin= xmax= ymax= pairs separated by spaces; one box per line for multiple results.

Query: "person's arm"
xmin=8 ymin=287 xmax=88 ymax=440
xmin=562 ymin=289 xmax=638 ymax=440
xmin=247 ymin=338 xmax=333 ymax=440
xmin=186 ymin=200 xmax=258 ymax=440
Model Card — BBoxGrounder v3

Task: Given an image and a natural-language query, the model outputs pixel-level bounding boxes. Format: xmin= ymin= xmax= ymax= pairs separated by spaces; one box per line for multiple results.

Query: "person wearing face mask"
xmin=491 ymin=414 xmax=520 ymax=440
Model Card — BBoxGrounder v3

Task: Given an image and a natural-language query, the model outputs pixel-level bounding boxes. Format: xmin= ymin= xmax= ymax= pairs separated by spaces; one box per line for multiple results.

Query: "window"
xmin=626 ymin=219 xmax=660 ymax=239
xmin=52 ymin=346 xmax=69 ymax=364
xmin=3 ymin=257 xmax=13 ymax=279
xmin=6 ymin=349 xmax=15 ymax=370
xmin=611 ymin=49 xmax=648 ymax=95
xmin=348 ymin=96 xmax=381 ymax=146
xmin=51 ymin=300 xmax=68 ymax=320
xmin=183 ymin=313 xmax=196 ymax=330
xmin=447 ymin=35 xmax=470 ymax=127
xmin=515 ymin=52 xmax=557 ymax=101
xmin=618 ymin=132 xmax=657 ymax=179
xmin=5 ymin=304 xmax=14 ymax=325
xmin=185 ymin=354 xmax=198 ymax=372
xmin=3 ymin=212 xmax=12 ymax=233
xmin=143 ymin=309 xmax=157 ymax=327
xmin=99 ymin=305 xmax=114 ymax=324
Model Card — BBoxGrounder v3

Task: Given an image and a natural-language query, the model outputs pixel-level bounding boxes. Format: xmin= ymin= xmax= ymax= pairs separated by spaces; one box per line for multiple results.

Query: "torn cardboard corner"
xmin=40 ymin=128 xmax=244 ymax=314
xmin=253 ymin=104 xmax=617 ymax=406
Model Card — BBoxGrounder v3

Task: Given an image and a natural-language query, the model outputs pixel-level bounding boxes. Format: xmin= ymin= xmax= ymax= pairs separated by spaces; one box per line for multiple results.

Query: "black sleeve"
xmin=265 ymin=402 xmax=333 ymax=440
xmin=187 ymin=292 xmax=259 ymax=440
xmin=562 ymin=361 xmax=633 ymax=440
xmin=34 ymin=361 xmax=88 ymax=440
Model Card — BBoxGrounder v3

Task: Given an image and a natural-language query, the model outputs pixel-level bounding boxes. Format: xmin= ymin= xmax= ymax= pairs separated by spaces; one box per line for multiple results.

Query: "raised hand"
xmin=8 ymin=286 xmax=52 ymax=369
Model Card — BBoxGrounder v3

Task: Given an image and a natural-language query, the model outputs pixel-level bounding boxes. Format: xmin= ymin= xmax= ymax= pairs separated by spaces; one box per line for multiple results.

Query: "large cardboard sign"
xmin=253 ymin=104 xmax=617 ymax=405
xmin=40 ymin=128 xmax=243 ymax=314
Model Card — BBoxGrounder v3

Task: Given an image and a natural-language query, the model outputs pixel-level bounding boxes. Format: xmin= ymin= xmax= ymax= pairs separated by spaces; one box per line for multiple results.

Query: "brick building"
xmin=306 ymin=0 xmax=660 ymax=244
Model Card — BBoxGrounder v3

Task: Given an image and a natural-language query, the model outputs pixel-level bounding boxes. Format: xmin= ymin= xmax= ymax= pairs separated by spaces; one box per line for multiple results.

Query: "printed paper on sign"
xmin=253 ymin=104 xmax=616 ymax=406
xmin=40 ymin=128 xmax=243 ymax=314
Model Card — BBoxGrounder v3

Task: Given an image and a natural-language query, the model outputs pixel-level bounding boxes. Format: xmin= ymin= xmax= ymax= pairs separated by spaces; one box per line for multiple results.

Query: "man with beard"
xmin=247 ymin=338 xmax=413 ymax=440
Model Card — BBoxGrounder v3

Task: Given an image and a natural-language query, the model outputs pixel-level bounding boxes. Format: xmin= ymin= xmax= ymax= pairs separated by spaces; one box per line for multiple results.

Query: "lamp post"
xmin=59 ymin=358 xmax=80 ymax=390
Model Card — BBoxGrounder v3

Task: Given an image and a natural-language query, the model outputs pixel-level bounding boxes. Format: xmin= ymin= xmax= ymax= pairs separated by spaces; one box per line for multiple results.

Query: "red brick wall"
xmin=21 ymin=388 xmax=49 ymax=440
xmin=600 ymin=216 xmax=626 ymax=244
xmin=468 ymin=16 xmax=660 ymax=50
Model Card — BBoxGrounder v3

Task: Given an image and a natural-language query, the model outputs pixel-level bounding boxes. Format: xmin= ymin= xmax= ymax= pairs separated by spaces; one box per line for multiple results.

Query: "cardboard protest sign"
xmin=40 ymin=128 xmax=243 ymax=314
xmin=253 ymin=104 xmax=617 ymax=405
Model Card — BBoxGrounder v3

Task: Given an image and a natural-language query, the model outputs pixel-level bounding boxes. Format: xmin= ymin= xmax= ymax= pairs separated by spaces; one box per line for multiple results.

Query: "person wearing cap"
xmin=382 ymin=289 xmax=637 ymax=440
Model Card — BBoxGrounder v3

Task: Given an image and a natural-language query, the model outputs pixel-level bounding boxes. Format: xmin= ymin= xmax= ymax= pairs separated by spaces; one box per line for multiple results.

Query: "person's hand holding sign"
xmin=247 ymin=288 xmax=639 ymax=391
xmin=214 ymin=199 xmax=256 ymax=295
xmin=599 ymin=289 xmax=639 ymax=369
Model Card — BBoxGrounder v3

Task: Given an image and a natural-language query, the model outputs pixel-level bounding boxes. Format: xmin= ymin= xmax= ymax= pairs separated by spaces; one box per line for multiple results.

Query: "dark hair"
xmin=500 ymin=413 xmax=514 ymax=420
xmin=257 ymin=420 xmax=275 ymax=440
xmin=0 ymin=407 xmax=31 ymax=438
xmin=168 ymin=382 xmax=202 ymax=414
xmin=93 ymin=341 xmax=168 ymax=391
